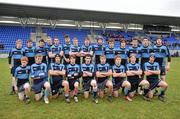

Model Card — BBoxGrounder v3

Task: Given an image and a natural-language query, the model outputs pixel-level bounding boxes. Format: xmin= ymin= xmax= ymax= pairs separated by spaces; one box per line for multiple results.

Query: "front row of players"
xmin=14 ymin=53 xmax=168 ymax=104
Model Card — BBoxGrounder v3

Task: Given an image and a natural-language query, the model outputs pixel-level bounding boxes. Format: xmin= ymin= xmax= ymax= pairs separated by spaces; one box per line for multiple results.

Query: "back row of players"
xmin=8 ymin=35 xmax=171 ymax=104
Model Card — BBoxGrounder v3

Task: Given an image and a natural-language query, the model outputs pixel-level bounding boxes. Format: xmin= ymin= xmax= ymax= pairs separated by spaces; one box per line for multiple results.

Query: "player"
xmin=31 ymin=54 xmax=51 ymax=104
xmin=8 ymin=39 xmax=24 ymax=95
xmin=81 ymin=54 xmax=98 ymax=103
xmin=45 ymin=36 xmax=53 ymax=65
xmin=66 ymin=55 xmax=81 ymax=102
xmin=144 ymin=53 xmax=168 ymax=102
xmin=126 ymin=54 xmax=149 ymax=99
xmin=112 ymin=55 xmax=132 ymax=101
xmin=96 ymin=55 xmax=113 ymax=102
xmin=62 ymin=35 xmax=71 ymax=65
xmin=14 ymin=56 xmax=31 ymax=104
xmin=49 ymin=54 xmax=70 ymax=103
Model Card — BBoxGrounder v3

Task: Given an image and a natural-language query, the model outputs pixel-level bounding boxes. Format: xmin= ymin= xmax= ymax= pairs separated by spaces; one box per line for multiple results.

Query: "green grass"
xmin=0 ymin=58 xmax=180 ymax=119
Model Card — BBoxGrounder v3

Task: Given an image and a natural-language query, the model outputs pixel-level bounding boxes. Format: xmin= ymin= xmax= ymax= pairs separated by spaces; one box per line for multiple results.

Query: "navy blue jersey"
xmin=112 ymin=64 xmax=126 ymax=83
xmin=8 ymin=47 xmax=24 ymax=67
xmin=81 ymin=44 xmax=93 ymax=53
xmin=45 ymin=44 xmax=52 ymax=52
xmin=93 ymin=44 xmax=105 ymax=56
xmin=70 ymin=45 xmax=81 ymax=64
xmin=66 ymin=64 xmax=81 ymax=79
xmin=115 ymin=47 xmax=128 ymax=60
xmin=49 ymin=63 xmax=65 ymax=81
xmin=104 ymin=47 xmax=115 ymax=59
xmin=15 ymin=65 xmax=30 ymax=86
xmin=49 ymin=44 xmax=61 ymax=55
xmin=126 ymin=63 xmax=141 ymax=82
xmin=153 ymin=45 xmax=171 ymax=66
xmin=23 ymin=46 xmax=35 ymax=65
xmin=81 ymin=63 xmax=95 ymax=81
xmin=144 ymin=62 xmax=160 ymax=80
xmin=31 ymin=63 xmax=48 ymax=83
xmin=128 ymin=46 xmax=141 ymax=58
xmin=62 ymin=43 xmax=71 ymax=58
xmin=96 ymin=63 xmax=110 ymax=82
xmin=140 ymin=45 xmax=153 ymax=59
xmin=35 ymin=46 xmax=47 ymax=63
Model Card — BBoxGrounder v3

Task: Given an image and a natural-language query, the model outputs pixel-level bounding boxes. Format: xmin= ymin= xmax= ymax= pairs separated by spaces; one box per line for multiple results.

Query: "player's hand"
xmin=166 ymin=64 xmax=170 ymax=71
xmin=14 ymin=85 xmax=18 ymax=92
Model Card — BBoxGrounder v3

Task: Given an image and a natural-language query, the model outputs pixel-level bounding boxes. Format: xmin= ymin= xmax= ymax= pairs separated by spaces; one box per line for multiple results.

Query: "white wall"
xmin=0 ymin=0 xmax=180 ymax=17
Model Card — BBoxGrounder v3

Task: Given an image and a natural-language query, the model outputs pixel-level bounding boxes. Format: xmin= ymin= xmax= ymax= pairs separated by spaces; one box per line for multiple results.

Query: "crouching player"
xmin=144 ymin=53 xmax=168 ymax=102
xmin=81 ymin=54 xmax=98 ymax=104
xmin=31 ymin=54 xmax=51 ymax=104
xmin=14 ymin=56 xmax=31 ymax=104
xmin=126 ymin=54 xmax=150 ymax=100
xmin=96 ymin=55 xmax=113 ymax=102
xmin=49 ymin=54 xmax=70 ymax=103
xmin=112 ymin=55 xmax=132 ymax=101
xmin=66 ymin=55 xmax=81 ymax=102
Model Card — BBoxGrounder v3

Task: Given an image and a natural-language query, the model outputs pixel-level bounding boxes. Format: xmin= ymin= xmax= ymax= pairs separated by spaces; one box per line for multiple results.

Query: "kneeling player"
xmin=96 ymin=55 xmax=113 ymax=102
xmin=14 ymin=56 xmax=31 ymax=104
xmin=81 ymin=54 xmax=98 ymax=103
xmin=112 ymin=55 xmax=132 ymax=101
xmin=31 ymin=54 xmax=51 ymax=104
xmin=66 ymin=55 xmax=81 ymax=102
xmin=126 ymin=54 xmax=150 ymax=99
xmin=144 ymin=53 xmax=168 ymax=102
xmin=49 ymin=54 xmax=70 ymax=103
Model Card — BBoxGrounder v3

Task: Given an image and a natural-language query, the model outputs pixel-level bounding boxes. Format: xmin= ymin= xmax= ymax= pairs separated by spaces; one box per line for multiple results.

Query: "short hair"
xmin=115 ymin=55 xmax=121 ymax=61
xmin=69 ymin=55 xmax=76 ymax=59
xmin=55 ymin=54 xmax=61 ymax=58
xmin=85 ymin=54 xmax=92 ymax=58
xmin=130 ymin=53 xmax=136 ymax=58
xmin=97 ymin=37 xmax=103 ymax=41
xmin=64 ymin=34 xmax=70 ymax=38
xmin=121 ymin=39 xmax=126 ymax=43
xmin=143 ymin=37 xmax=149 ymax=41
xmin=21 ymin=56 xmax=28 ymax=62
xmin=27 ymin=39 xmax=33 ymax=43
xmin=100 ymin=55 xmax=106 ymax=59
xmin=132 ymin=38 xmax=138 ymax=41
xmin=35 ymin=54 xmax=43 ymax=58
xmin=108 ymin=38 xmax=114 ymax=43
xmin=16 ymin=39 xmax=22 ymax=44
xmin=39 ymin=39 xmax=45 ymax=43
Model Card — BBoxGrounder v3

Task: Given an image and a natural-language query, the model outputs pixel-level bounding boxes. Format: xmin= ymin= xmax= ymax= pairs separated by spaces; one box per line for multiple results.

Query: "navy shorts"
xmin=160 ymin=66 xmax=166 ymax=76
xmin=97 ymin=79 xmax=108 ymax=91
xmin=147 ymin=79 xmax=161 ymax=90
xmin=32 ymin=80 xmax=46 ymax=94
xmin=82 ymin=79 xmax=92 ymax=92
xmin=128 ymin=78 xmax=142 ymax=92
xmin=18 ymin=82 xmax=29 ymax=92
xmin=68 ymin=79 xmax=79 ymax=91
xmin=113 ymin=79 xmax=125 ymax=91
xmin=51 ymin=80 xmax=63 ymax=95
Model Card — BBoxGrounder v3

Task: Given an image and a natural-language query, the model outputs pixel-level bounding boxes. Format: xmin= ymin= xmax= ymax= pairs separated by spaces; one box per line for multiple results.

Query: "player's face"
xmin=143 ymin=39 xmax=149 ymax=46
xmin=108 ymin=42 xmax=114 ymax=48
xmin=70 ymin=57 xmax=76 ymax=64
xmin=21 ymin=60 xmax=28 ymax=67
xmin=84 ymin=39 xmax=90 ymax=46
xmin=97 ymin=39 xmax=103 ymax=45
xmin=100 ymin=57 xmax=106 ymax=64
xmin=35 ymin=56 xmax=42 ymax=64
xmin=47 ymin=38 xmax=52 ymax=45
xmin=16 ymin=42 xmax=22 ymax=49
xmin=65 ymin=37 xmax=70 ymax=44
xmin=85 ymin=56 xmax=91 ymax=64
xmin=39 ymin=41 xmax=44 ymax=47
xmin=130 ymin=56 xmax=136 ymax=64
xmin=121 ymin=42 xmax=126 ymax=48
xmin=149 ymin=56 xmax=155 ymax=62
xmin=73 ymin=39 xmax=78 ymax=46
xmin=132 ymin=40 xmax=138 ymax=47
xmin=55 ymin=57 xmax=61 ymax=64
xmin=27 ymin=42 xmax=33 ymax=48
xmin=54 ymin=38 xmax=59 ymax=45
xmin=156 ymin=39 xmax=162 ymax=45
xmin=115 ymin=57 xmax=121 ymax=66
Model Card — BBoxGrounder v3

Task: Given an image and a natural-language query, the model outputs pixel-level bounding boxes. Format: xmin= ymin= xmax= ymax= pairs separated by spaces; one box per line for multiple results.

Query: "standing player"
xmin=144 ymin=53 xmax=168 ymax=102
xmin=49 ymin=54 xmax=70 ymax=103
xmin=31 ymin=54 xmax=51 ymax=104
xmin=62 ymin=35 xmax=71 ymax=65
xmin=93 ymin=37 xmax=105 ymax=64
xmin=14 ymin=56 xmax=31 ymax=104
xmin=115 ymin=39 xmax=128 ymax=66
xmin=8 ymin=39 xmax=24 ymax=95
xmin=48 ymin=37 xmax=62 ymax=63
xmin=35 ymin=39 xmax=48 ymax=64
xmin=23 ymin=40 xmax=35 ymax=66
xmin=45 ymin=36 xmax=53 ymax=65
xmin=104 ymin=38 xmax=115 ymax=67
xmin=66 ymin=55 xmax=81 ymax=102
xmin=81 ymin=54 xmax=98 ymax=103
xmin=153 ymin=38 xmax=171 ymax=81
xmin=112 ymin=55 xmax=132 ymax=101
xmin=128 ymin=38 xmax=141 ymax=63
xmin=80 ymin=37 xmax=93 ymax=63
xmin=96 ymin=55 xmax=113 ymax=102
xmin=69 ymin=37 xmax=81 ymax=64
xmin=126 ymin=54 xmax=150 ymax=99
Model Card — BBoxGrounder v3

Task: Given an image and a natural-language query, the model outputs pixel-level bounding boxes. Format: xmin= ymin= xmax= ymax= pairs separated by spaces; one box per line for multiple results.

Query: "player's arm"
xmin=166 ymin=47 xmax=171 ymax=71
xmin=147 ymin=70 xmax=160 ymax=75
xmin=96 ymin=71 xmax=106 ymax=78
xmin=8 ymin=50 xmax=12 ymax=68
xmin=126 ymin=70 xmax=136 ymax=76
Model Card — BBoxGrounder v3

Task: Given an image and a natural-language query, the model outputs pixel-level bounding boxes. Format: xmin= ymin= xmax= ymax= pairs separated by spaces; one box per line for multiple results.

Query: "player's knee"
xmin=24 ymin=83 xmax=30 ymax=90
xmin=113 ymin=91 xmax=118 ymax=98
xmin=44 ymin=82 xmax=50 ymax=89
xmin=74 ymin=82 xmax=79 ymax=89
xmin=163 ymin=82 xmax=168 ymax=88
xmin=63 ymin=80 xmax=69 ymax=87
xmin=125 ymin=81 xmax=131 ymax=88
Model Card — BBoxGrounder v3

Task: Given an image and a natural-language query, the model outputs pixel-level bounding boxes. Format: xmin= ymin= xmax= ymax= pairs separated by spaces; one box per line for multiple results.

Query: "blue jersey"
xmin=128 ymin=46 xmax=141 ymax=58
xmin=8 ymin=47 xmax=24 ymax=67
xmin=23 ymin=46 xmax=35 ymax=65
xmin=66 ymin=64 xmax=81 ymax=79
xmin=62 ymin=43 xmax=71 ymax=58
xmin=49 ymin=63 xmax=65 ymax=81
xmin=15 ymin=65 xmax=30 ymax=86
xmin=153 ymin=45 xmax=170 ymax=66
xmin=81 ymin=44 xmax=93 ymax=53
xmin=96 ymin=63 xmax=110 ymax=82
xmin=35 ymin=46 xmax=47 ymax=56
xmin=112 ymin=64 xmax=126 ymax=83
xmin=81 ymin=63 xmax=95 ymax=81
xmin=126 ymin=63 xmax=141 ymax=82
xmin=140 ymin=45 xmax=153 ymax=59
xmin=115 ymin=47 xmax=128 ymax=59
xmin=144 ymin=62 xmax=160 ymax=80
xmin=70 ymin=45 xmax=81 ymax=53
xmin=104 ymin=47 xmax=115 ymax=59
xmin=50 ymin=44 xmax=62 ymax=55
xmin=93 ymin=44 xmax=105 ymax=56
xmin=31 ymin=63 xmax=48 ymax=83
